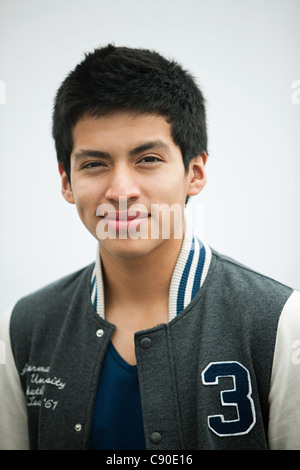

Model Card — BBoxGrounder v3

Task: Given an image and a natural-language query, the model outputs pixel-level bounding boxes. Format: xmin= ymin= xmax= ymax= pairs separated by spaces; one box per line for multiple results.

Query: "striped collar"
xmin=90 ymin=223 xmax=211 ymax=321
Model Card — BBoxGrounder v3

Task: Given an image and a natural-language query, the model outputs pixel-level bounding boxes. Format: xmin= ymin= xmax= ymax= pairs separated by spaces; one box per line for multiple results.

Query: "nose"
xmin=104 ymin=164 xmax=141 ymax=204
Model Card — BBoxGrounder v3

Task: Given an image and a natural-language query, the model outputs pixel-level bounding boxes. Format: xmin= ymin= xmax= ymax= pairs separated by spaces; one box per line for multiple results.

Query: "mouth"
xmin=110 ymin=211 xmax=149 ymax=220
xmin=96 ymin=208 xmax=150 ymax=232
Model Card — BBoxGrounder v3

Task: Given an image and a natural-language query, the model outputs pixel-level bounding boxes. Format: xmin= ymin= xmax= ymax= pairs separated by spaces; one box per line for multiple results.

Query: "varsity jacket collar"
xmin=90 ymin=221 xmax=212 ymax=321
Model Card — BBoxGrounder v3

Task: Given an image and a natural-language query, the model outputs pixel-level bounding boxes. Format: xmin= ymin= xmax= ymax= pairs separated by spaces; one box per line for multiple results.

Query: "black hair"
xmin=52 ymin=44 xmax=208 ymax=182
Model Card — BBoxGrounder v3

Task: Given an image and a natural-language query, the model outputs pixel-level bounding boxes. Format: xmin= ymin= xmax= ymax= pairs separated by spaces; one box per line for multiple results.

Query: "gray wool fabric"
xmin=9 ymin=249 xmax=293 ymax=450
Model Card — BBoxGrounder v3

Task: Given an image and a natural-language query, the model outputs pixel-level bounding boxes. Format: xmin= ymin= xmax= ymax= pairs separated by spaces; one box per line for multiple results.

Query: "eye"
xmin=138 ymin=156 xmax=162 ymax=164
xmin=82 ymin=161 xmax=107 ymax=169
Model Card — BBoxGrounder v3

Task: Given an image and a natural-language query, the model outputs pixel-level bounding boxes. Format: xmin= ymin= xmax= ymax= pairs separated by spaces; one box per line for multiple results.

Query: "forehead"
xmin=71 ymin=112 xmax=176 ymax=152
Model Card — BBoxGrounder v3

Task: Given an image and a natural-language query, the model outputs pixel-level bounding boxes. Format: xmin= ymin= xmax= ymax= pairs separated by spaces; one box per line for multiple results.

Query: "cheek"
xmin=152 ymin=173 xmax=189 ymax=203
xmin=72 ymin=181 xmax=100 ymax=218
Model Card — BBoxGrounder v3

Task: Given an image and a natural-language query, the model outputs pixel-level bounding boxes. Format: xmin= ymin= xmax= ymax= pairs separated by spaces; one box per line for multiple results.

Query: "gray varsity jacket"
xmin=1 ymin=249 xmax=300 ymax=450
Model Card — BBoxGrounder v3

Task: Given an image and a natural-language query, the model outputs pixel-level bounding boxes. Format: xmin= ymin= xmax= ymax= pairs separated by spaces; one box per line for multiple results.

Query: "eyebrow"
xmin=129 ymin=140 xmax=168 ymax=156
xmin=73 ymin=149 xmax=110 ymax=160
xmin=73 ymin=140 xmax=168 ymax=160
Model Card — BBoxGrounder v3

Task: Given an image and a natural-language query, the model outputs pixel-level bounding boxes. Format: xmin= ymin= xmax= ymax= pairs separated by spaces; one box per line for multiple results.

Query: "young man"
xmin=0 ymin=45 xmax=300 ymax=450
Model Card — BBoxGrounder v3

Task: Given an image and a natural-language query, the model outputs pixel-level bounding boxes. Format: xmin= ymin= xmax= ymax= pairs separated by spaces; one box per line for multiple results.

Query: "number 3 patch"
xmin=201 ymin=361 xmax=256 ymax=437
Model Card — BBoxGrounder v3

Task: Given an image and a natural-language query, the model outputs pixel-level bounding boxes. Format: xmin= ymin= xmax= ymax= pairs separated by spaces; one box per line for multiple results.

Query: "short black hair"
xmin=52 ymin=44 xmax=208 ymax=182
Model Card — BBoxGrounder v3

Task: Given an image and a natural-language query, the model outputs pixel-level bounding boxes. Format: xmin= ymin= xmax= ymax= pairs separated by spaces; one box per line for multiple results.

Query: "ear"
xmin=58 ymin=163 xmax=75 ymax=204
xmin=186 ymin=151 xmax=208 ymax=197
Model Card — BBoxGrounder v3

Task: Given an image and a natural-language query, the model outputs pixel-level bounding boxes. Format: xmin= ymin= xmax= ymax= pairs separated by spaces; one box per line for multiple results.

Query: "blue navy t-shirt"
xmin=89 ymin=341 xmax=146 ymax=450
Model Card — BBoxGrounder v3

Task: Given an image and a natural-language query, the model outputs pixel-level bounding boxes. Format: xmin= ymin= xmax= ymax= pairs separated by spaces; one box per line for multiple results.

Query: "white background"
xmin=0 ymin=0 xmax=299 ymax=313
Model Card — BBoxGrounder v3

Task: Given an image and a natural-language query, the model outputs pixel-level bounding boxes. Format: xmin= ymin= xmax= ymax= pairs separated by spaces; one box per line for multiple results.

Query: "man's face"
xmin=60 ymin=112 xmax=206 ymax=259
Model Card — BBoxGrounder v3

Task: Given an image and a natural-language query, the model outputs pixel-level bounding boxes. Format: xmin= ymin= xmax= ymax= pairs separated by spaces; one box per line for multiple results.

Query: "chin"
xmin=99 ymin=237 xmax=168 ymax=260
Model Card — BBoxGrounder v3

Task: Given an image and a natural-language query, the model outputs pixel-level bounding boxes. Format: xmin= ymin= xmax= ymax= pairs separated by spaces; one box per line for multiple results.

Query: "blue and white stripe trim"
xmin=168 ymin=223 xmax=211 ymax=321
xmin=90 ymin=226 xmax=211 ymax=322
xmin=90 ymin=249 xmax=105 ymax=319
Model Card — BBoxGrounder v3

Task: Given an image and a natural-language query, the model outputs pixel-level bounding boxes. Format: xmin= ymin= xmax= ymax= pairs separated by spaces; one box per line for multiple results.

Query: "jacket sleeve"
xmin=268 ymin=289 xmax=300 ymax=449
xmin=0 ymin=305 xmax=30 ymax=450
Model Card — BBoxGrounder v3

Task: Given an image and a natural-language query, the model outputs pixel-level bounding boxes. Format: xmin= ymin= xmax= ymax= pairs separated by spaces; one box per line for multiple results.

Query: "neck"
xmin=100 ymin=237 xmax=183 ymax=310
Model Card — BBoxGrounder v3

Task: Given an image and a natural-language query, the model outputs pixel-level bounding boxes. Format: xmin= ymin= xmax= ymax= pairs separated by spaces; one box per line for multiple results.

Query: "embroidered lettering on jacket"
xmin=21 ymin=363 xmax=66 ymax=411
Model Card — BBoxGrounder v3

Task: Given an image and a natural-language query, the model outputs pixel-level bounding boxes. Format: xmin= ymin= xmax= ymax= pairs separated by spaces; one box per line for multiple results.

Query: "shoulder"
xmin=15 ymin=263 xmax=94 ymax=308
xmin=210 ymin=248 xmax=294 ymax=304
xmin=10 ymin=263 xmax=95 ymax=332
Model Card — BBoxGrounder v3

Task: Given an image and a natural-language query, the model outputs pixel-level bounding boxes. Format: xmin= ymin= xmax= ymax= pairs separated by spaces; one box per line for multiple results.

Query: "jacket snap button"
xmin=140 ymin=337 xmax=152 ymax=349
xmin=75 ymin=423 xmax=82 ymax=432
xmin=150 ymin=432 xmax=162 ymax=444
xmin=96 ymin=329 xmax=104 ymax=337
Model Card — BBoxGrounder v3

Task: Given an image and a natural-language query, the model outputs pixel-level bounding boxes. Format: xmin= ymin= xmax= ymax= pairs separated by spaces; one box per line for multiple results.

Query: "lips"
xmin=110 ymin=211 xmax=148 ymax=221
xmin=96 ymin=207 xmax=150 ymax=234
xmin=97 ymin=210 xmax=149 ymax=220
